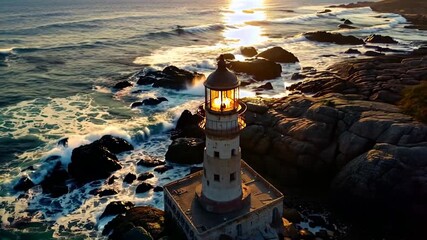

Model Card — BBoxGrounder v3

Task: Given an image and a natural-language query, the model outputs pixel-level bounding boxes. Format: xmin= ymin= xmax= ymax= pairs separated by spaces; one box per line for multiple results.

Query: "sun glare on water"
xmin=223 ymin=0 xmax=267 ymax=46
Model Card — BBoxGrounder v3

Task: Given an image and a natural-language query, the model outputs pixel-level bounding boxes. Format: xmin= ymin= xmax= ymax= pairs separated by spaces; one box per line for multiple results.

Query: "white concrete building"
xmin=164 ymin=56 xmax=284 ymax=240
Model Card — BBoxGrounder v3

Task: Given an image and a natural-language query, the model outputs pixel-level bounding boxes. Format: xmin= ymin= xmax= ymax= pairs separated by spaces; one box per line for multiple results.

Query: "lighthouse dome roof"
xmin=204 ymin=55 xmax=239 ymax=90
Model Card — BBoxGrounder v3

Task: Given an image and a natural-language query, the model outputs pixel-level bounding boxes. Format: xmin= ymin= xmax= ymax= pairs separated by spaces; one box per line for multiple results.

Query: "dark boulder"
xmin=364 ymin=34 xmax=398 ymax=44
xmin=291 ymin=73 xmax=306 ymax=80
xmin=137 ymin=172 xmax=154 ymax=181
xmin=137 ymin=157 xmax=165 ymax=168
xmin=344 ymin=19 xmax=353 ymax=24
xmin=113 ymin=81 xmax=132 ymax=90
xmin=153 ymin=165 xmax=173 ymax=174
xmin=365 ymin=51 xmax=385 ymax=56
xmin=256 ymin=82 xmax=273 ymax=90
xmin=304 ymin=31 xmax=364 ymax=45
xmin=100 ymin=201 xmax=135 ymax=219
xmin=13 ymin=177 xmax=35 ymax=192
xmin=256 ymin=46 xmax=299 ymax=63
xmin=136 ymin=182 xmax=153 ymax=194
xmin=131 ymin=97 xmax=168 ymax=108
xmin=97 ymin=135 xmax=134 ymax=154
xmin=136 ymin=66 xmax=205 ymax=90
xmin=40 ymin=162 xmax=69 ymax=198
xmin=98 ymin=189 xmax=119 ymax=197
xmin=69 ymin=143 xmax=122 ymax=184
xmin=123 ymin=173 xmax=137 ymax=184
xmin=317 ymin=9 xmax=332 ymax=14
xmin=102 ymin=206 xmax=164 ymax=239
xmin=57 ymin=138 xmax=68 ymax=147
xmin=107 ymin=175 xmax=118 ymax=185
xmin=153 ymin=186 xmax=163 ymax=192
xmin=221 ymin=53 xmax=235 ymax=60
xmin=240 ymin=46 xmax=258 ymax=57
xmin=345 ymin=48 xmax=361 ymax=54
xmin=171 ymin=110 xmax=204 ymax=139
xmin=338 ymin=24 xmax=356 ymax=29
xmin=228 ymin=59 xmax=282 ymax=80
xmin=165 ymin=138 xmax=205 ymax=164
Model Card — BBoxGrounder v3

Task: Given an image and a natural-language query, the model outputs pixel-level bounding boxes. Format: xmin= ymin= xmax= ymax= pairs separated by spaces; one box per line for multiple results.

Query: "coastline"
xmin=330 ymin=0 xmax=427 ymax=30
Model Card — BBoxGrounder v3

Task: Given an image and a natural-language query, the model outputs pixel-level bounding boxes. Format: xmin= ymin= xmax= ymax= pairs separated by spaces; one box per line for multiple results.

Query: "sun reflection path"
xmin=223 ymin=0 xmax=267 ymax=46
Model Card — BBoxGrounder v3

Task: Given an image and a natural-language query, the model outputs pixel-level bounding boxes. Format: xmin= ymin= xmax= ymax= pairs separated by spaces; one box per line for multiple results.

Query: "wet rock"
xmin=338 ymin=24 xmax=357 ymax=29
xmin=240 ymin=46 xmax=258 ymax=57
xmin=102 ymin=206 xmax=164 ymax=239
xmin=40 ymin=162 xmax=69 ymax=198
xmin=136 ymin=182 xmax=153 ymax=194
xmin=317 ymin=9 xmax=332 ymax=14
xmin=98 ymin=189 xmax=118 ymax=197
xmin=221 ymin=53 xmax=235 ymax=60
xmin=13 ymin=177 xmax=35 ymax=192
xmin=137 ymin=157 xmax=165 ymax=168
xmin=228 ymin=58 xmax=282 ymax=80
xmin=345 ymin=48 xmax=361 ymax=54
xmin=57 ymin=138 xmax=68 ymax=147
xmin=107 ymin=175 xmax=118 ymax=185
xmin=291 ymin=73 xmax=306 ymax=80
xmin=256 ymin=46 xmax=299 ymax=63
xmin=122 ymin=227 xmax=153 ymax=240
xmin=165 ymin=138 xmax=204 ymax=164
xmin=136 ymin=66 xmax=205 ymax=90
xmin=131 ymin=97 xmax=168 ymax=108
xmin=283 ymin=208 xmax=303 ymax=223
xmin=304 ymin=31 xmax=364 ymax=45
xmin=96 ymin=135 xmax=134 ymax=154
xmin=154 ymin=165 xmax=173 ymax=174
xmin=153 ymin=186 xmax=163 ymax=192
xmin=123 ymin=173 xmax=137 ymax=184
xmin=100 ymin=201 xmax=135 ymax=219
xmin=138 ymin=172 xmax=154 ymax=181
xmin=365 ymin=51 xmax=385 ymax=56
xmin=364 ymin=34 xmax=398 ymax=44
xmin=69 ymin=143 xmax=121 ymax=184
xmin=113 ymin=81 xmax=132 ymax=90
xmin=256 ymin=82 xmax=273 ymax=90
xmin=171 ymin=109 xmax=204 ymax=140
xmin=299 ymin=229 xmax=315 ymax=239
xmin=344 ymin=19 xmax=353 ymax=24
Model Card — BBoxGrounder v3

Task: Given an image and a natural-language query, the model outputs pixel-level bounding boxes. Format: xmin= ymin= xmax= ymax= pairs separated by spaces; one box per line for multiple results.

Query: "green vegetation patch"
xmin=399 ymin=81 xmax=427 ymax=123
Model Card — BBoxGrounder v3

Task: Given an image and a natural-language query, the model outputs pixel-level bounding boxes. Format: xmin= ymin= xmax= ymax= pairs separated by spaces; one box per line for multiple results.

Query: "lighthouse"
xmin=164 ymin=56 xmax=284 ymax=240
xmin=196 ymin=55 xmax=250 ymax=213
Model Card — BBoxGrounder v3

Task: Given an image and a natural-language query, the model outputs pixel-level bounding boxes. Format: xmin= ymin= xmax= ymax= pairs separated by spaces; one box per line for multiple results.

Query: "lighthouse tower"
xmin=196 ymin=55 xmax=250 ymax=213
xmin=164 ymin=55 xmax=284 ymax=240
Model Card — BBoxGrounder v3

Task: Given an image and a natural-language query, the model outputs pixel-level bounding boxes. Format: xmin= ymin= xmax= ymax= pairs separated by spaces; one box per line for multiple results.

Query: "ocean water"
xmin=0 ymin=0 xmax=426 ymax=238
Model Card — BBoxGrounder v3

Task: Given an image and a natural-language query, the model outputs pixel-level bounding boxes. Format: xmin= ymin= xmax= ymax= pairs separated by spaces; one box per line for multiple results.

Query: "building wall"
xmin=164 ymin=189 xmax=284 ymax=240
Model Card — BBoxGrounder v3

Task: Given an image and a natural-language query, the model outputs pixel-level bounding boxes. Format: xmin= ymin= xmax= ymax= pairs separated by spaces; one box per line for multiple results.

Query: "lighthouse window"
xmin=214 ymin=174 xmax=220 ymax=182
xmin=214 ymin=151 xmax=220 ymax=158
xmin=230 ymin=172 xmax=236 ymax=182
xmin=231 ymin=149 xmax=236 ymax=156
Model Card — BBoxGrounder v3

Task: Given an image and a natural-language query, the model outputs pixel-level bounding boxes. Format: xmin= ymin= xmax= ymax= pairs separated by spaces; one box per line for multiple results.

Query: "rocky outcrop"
xmin=304 ymin=31 xmax=364 ymax=45
xmin=240 ymin=46 xmax=258 ymax=57
xmin=13 ymin=177 xmax=35 ymax=192
xmin=123 ymin=173 xmax=137 ymax=184
xmin=256 ymin=46 xmax=299 ymax=63
xmin=113 ymin=81 xmax=132 ymax=90
xmin=228 ymin=59 xmax=282 ymax=80
xmin=289 ymin=47 xmax=427 ymax=104
xmin=103 ymin=206 xmax=164 ymax=240
xmin=364 ymin=34 xmax=398 ymax=44
xmin=170 ymin=109 xmax=204 ymax=140
xmin=136 ymin=66 xmax=205 ymax=90
xmin=332 ymin=143 xmax=427 ymax=220
xmin=40 ymin=162 xmax=69 ymax=197
xmin=344 ymin=48 xmax=361 ymax=54
xmin=338 ymin=24 xmax=356 ymax=29
xmin=138 ymin=172 xmax=154 ymax=181
xmin=136 ymin=182 xmax=153 ymax=194
xmin=165 ymin=138 xmax=204 ymax=164
xmin=100 ymin=201 xmax=135 ymax=219
xmin=131 ymin=97 xmax=168 ymax=108
xmin=68 ymin=135 xmax=133 ymax=184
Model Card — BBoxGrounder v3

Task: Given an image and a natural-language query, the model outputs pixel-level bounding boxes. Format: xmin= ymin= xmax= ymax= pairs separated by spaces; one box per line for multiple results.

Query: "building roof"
xmin=164 ymin=160 xmax=283 ymax=234
xmin=204 ymin=55 xmax=239 ymax=90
